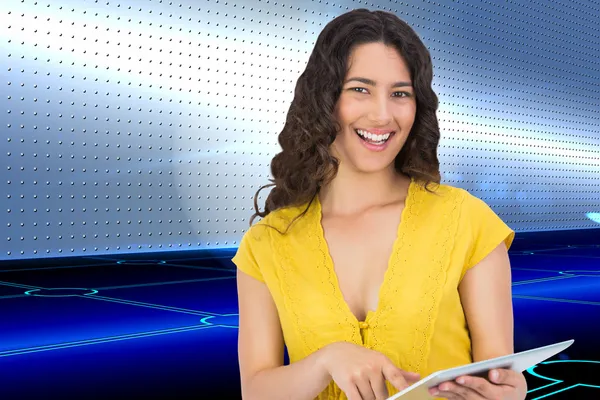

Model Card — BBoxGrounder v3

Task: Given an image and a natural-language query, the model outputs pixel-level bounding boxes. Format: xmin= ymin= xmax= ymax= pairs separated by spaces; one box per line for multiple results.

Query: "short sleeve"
xmin=461 ymin=192 xmax=515 ymax=278
xmin=232 ymin=228 xmax=265 ymax=283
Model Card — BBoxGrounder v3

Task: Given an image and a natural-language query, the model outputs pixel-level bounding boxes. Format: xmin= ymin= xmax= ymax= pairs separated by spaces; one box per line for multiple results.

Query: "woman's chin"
xmin=348 ymin=158 xmax=397 ymax=174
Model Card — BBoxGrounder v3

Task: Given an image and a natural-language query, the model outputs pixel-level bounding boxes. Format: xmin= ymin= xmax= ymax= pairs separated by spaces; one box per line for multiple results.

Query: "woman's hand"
xmin=319 ymin=342 xmax=420 ymax=400
xmin=429 ymin=368 xmax=528 ymax=400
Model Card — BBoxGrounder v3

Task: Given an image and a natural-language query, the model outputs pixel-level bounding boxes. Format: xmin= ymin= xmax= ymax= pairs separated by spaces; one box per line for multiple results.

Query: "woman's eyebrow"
xmin=344 ymin=77 xmax=413 ymax=88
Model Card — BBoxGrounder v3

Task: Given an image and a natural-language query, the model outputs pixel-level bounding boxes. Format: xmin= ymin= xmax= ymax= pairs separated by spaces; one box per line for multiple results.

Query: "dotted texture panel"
xmin=1 ymin=0 xmax=599 ymax=260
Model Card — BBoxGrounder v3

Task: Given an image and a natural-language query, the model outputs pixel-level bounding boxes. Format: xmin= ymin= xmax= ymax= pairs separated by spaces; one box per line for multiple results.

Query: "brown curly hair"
xmin=250 ymin=9 xmax=441 ymax=229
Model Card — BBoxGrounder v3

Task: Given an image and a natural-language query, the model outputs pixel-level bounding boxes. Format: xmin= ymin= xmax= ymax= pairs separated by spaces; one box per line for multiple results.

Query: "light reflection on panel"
xmin=0 ymin=0 xmax=598 ymax=260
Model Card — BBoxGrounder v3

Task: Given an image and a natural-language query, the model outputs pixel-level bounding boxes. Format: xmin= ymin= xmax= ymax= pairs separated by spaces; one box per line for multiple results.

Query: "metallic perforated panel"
xmin=1 ymin=0 xmax=599 ymax=260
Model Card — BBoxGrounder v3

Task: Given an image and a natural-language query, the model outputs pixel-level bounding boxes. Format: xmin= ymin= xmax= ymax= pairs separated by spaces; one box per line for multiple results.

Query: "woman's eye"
xmin=349 ymin=88 xmax=411 ymax=98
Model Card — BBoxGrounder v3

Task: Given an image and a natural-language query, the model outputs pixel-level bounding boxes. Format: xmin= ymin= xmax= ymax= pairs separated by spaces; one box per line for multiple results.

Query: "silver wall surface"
xmin=1 ymin=0 xmax=599 ymax=260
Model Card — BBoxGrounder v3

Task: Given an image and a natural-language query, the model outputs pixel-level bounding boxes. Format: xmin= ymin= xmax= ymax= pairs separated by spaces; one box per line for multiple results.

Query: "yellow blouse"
xmin=233 ymin=178 xmax=515 ymax=400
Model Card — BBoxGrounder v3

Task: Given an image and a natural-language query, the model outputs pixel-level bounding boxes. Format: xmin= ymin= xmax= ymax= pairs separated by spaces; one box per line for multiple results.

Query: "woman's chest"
xmin=320 ymin=208 xmax=404 ymax=322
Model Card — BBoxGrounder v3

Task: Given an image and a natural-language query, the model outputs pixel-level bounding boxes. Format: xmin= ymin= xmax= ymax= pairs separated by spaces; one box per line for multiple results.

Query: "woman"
xmin=233 ymin=8 xmax=528 ymax=400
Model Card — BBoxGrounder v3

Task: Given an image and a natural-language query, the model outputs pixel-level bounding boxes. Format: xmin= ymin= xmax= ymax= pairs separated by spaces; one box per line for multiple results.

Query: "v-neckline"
xmin=314 ymin=177 xmax=415 ymax=324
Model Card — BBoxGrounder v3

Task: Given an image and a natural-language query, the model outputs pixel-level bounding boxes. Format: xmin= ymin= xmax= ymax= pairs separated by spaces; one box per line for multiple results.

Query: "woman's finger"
xmin=369 ymin=369 xmax=389 ymax=399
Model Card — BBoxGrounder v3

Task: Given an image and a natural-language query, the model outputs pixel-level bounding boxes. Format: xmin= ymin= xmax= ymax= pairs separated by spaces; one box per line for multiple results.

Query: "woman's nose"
xmin=367 ymin=97 xmax=393 ymax=125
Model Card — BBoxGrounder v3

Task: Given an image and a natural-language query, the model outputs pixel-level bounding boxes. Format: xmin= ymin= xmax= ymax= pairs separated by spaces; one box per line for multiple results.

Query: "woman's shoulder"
xmin=424 ymin=181 xmax=497 ymax=211
xmin=414 ymin=179 xmax=469 ymax=206
xmin=233 ymin=202 xmax=312 ymax=280
xmin=415 ymin=180 xmax=496 ymax=219
xmin=417 ymin=180 xmax=511 ymax=232
xmin=242 ymin=201 xmax=314 ymax=244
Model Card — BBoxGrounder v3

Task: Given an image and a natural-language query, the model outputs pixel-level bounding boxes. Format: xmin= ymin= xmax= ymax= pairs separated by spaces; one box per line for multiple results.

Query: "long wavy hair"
xmin=250 ymin=9 xmax=441 ymax=229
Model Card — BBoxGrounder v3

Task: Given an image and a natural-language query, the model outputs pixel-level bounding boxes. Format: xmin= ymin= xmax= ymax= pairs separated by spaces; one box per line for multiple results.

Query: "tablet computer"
xmin=386 ymin=339 xmax=574 ymax=400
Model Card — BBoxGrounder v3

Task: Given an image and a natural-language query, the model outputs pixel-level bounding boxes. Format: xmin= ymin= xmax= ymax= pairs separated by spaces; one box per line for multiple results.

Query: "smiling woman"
xmin=234 ymin=8 xmax=525 ymax=400
xmin=247 ymin=9 xmax=442 ymax=228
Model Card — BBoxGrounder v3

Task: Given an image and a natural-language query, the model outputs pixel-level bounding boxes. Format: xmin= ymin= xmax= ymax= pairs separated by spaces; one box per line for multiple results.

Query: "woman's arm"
xmin=458 ymin=241 xmax=514 ymax=361
xmin=237 ymin=269 xmax=333 ymax=400
xmin=429 ymin=241 xmax=527 ymax=399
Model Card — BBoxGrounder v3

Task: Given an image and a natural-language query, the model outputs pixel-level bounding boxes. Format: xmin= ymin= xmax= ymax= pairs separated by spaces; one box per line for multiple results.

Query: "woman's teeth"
xmin=355 ymin=129 xmax=392 ymax=145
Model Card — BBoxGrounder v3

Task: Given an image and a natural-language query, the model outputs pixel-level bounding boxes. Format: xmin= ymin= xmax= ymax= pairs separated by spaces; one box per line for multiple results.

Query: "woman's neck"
xmin=318 ymin=165 xmax=410 ymax=216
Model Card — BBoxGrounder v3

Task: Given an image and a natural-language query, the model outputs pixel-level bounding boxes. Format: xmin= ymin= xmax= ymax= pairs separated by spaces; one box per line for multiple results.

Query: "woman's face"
xmin=331 ymin=42 xmax=417 ymax=174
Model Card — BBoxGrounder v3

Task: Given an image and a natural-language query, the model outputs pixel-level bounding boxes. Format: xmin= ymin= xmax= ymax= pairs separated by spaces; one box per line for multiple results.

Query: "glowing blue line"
xmin=0 ymin=294 xmax=28 ymax=299
xmin=530 ymin=383 xmax=600 ymax=400
xmin=511 ymin=268 xmax=567 ymax=273
xmin=512 ymin=275 xmax=575 ymax=286
xmin=513 ymin=295 xmax=600 ymax=306
xmin=0 ymin=262 xmax=235 ymax=273
xmin=559 ymin=270 xmax=600 ymax=277
xmin=511 ymin=250 xmax=600 ymax=260
xmin=116 ymin=260 xmax=167 ymax=265
xmin=526 ymin=363 xmax=561 ymax=383
xmin=526 ymin=360 xmax=600 ymax=398
xmin=0 ymin=264 xmax=114 ymax=273
xmin=161 ymin=263 xmax=237 ymax=272
xmin=95 ymin=275 xmax=234 ymax=290
xmin=530 ymin=384 xmax=579 ymax=400
xmin=24 ymin=288 xmax=99 ymax=297
xmin=200 ymin=314 xmax=239 ymax=328
xmin=0 ymin=280 xmax=44 ymax=290
xmin=512 ymin=246 xmax=578 ymax=254
xmin=0 ymin=324 xmax=217 ymax=358
xmin=542 ymin=360 xmax=600 ymax=365
xmin=85 ymin=294 xmax=222 ymax=316
xmin=527 ymin=381 xmax=560 ymax=394
xmin=167 ymin=255 xmax=236 ymax=261
xmin=85 ymin=252 xmax=236 ymax=262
